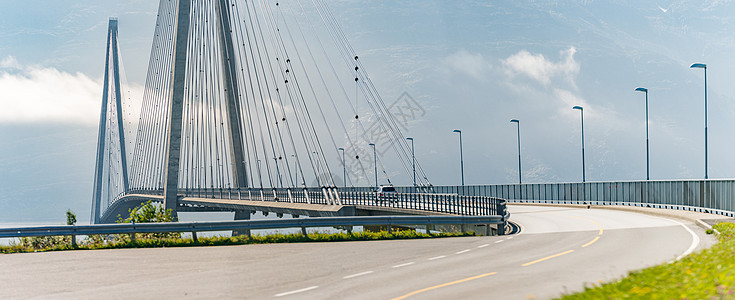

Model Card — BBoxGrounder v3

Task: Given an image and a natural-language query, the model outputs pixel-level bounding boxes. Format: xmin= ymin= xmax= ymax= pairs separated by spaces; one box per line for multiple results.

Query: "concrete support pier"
xmin=232 ymin=210 xmax=251 ymax=237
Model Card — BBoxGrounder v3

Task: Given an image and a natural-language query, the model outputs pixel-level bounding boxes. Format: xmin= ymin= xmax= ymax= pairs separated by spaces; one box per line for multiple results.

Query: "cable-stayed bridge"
xmin=89 ymin=0 xmax=507 ymax=227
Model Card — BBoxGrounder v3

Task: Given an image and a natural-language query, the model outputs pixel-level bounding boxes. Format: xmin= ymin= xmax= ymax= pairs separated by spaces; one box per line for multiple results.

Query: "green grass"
xmin=559 ymin=223 xmax=735 ymax=299
xmin=0 ymin=230 xmax=476 ymax=254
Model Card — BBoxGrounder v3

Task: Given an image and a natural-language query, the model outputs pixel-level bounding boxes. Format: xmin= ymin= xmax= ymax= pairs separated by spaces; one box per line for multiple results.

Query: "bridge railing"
xmin=170 ymin=187 xmax=506 ymax=217
xmin=118 ymin=187 xmax=508 ymax=221
xmin=1 ymin=215 xmax=506 ymax=246
xmin=426 ymin=180 xmax=735 ymax=217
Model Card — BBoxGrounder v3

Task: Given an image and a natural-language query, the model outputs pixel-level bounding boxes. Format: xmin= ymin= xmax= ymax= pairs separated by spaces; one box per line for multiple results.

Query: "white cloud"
xmin=502 ymin=47 xmax=579 ymax=86
xmin=0 ymin=56 xmax=102 ymax=124
xmin=0 ymin=56 xmax=20 ymax=69
xmin=443 ymin=50 xmax=492 ymax=81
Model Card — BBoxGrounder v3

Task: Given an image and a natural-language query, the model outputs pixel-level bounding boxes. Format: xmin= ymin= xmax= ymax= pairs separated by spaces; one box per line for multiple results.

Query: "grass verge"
xmin=559 ymin=222 xmax=735 ymax=299
xmin=0 ymin=230 xmax=476 ymax=254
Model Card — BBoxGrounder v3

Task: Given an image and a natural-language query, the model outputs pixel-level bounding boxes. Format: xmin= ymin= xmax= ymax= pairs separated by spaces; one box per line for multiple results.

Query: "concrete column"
xmin=216 ymin=0 xmax=248 ymax=189
xmin=233 ymin=210 xmax=251 ymax=237
xmin=110 ymin=18 xmax=129 ymax=193
xmin=162 ymin=0 xmax=192 ymax=220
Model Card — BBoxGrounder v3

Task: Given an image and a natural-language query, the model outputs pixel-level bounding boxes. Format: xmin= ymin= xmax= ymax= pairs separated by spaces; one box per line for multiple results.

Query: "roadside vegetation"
xmin=1 ymin=202 xmax=475 ymax=254
xmin=560 ymin=222 xmax=735 ymax=299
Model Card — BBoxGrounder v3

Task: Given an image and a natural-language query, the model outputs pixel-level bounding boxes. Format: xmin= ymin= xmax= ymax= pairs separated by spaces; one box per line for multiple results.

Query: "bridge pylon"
xmin=91 ymin=18 xmax=130 ymax=224
xmin=162 ymin=0 xmax=249 ymax=219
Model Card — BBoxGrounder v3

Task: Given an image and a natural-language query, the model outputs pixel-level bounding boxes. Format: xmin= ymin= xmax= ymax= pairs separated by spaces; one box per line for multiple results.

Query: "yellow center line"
xmin=521 ymin=250 xmax=574 ymax=267
xmin=581 ymin=236 xmax=600 ymax=248
xmin=564 ymin=214 xmax=604 ymax=235
xmin=391 ymin=272 xmax=497 ymax=300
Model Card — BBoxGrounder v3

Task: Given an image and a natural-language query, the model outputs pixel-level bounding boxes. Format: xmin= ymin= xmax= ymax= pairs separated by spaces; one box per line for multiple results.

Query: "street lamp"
xmin=337 ymin=148 xmax=346 ymax=188
xmin=510 ymin=119 xmax=522 ymax=184
xmin=572 ymin=106 xmax=585 ymax=182
xmin=690 ymin=62 xmax=708 ymax=179
xmin=635 ymin=87 xmax=650 ymax=180
xmin=369 ymin=143 xmax=377 ymax=190
xmin=452 ymin=129 xmax=465 ymax=186
xmin=406 ymin=138 xmax=416 ymax=189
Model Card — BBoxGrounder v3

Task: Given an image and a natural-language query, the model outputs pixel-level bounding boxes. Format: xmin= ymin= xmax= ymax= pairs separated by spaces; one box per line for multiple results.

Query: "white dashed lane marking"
xmin=343 ymin=271 xmax=373 ymax=279
xmin=275 ymin=286 xmax=319 ymax=297
xmin=392 ymin=262 xmax=415 ymax=268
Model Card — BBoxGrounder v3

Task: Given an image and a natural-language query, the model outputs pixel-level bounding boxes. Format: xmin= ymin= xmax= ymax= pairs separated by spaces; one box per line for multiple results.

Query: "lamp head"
xmin=635 ymin=87 xmax=648 ymax=93
xmin=406 ymin=137 xmax=413 ymax=141
xmin=510 ymin=119 xmax=519 ymax=123
xmin=338 ymin=147 xmax=344 ymax=150
xmin=572 ymin=106 xmax=583 ymax=111
xmin=453 ymin=129 xmax=461 ymax=133
xmin=369 ymin=143 xmax=375 ymax=146
xmin=690 ymin=63 xmax=707 ymax=69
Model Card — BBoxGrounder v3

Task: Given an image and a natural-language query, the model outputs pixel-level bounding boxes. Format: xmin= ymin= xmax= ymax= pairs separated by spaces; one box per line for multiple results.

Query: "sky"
xmin=1 ymin=0 xmax=735 ymax=223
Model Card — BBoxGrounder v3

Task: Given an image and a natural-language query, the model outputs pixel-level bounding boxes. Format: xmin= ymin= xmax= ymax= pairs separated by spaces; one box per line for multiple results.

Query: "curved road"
xmin=0 ymin=205 xmax=717 ymax=299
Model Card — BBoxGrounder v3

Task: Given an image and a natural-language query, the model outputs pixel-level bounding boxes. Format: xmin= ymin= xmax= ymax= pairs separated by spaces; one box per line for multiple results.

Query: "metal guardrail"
xmin=425 ymin=180 xmax=735 ymax=217
xmin=0 ymin=215 xmax=506 ymax=245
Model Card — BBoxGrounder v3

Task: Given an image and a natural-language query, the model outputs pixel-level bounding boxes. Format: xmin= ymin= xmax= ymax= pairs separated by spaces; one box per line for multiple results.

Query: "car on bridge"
xmin=376 ymin=185 xmax=398 ymax=203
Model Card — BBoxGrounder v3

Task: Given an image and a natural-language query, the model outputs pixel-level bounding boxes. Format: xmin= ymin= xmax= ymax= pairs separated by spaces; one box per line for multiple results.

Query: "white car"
xmin=377 ymin=185 xmax=398 ymax=202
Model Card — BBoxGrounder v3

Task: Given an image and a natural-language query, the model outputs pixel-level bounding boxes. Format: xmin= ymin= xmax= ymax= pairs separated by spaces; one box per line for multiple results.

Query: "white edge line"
xmin=343 ymin=271 xmax=373 ymax=279
xmin=275 ymin=286 xmax=319 ymax=297
xmin=428 ymin=255 xmax=446 ymax=260
xmin=392 ymin=262 xmax=415 ymax=268
xmin=506 ymin=236 xmax=514 ymax=240
xmin=653 ymin=216 xmax=700 ymax=261
xmin=455 ymin=249 xmax=470 ymax=254
xmin=478 ymin=244 xmax=490 ymax=248
xmin=494 ymin=240 xmax=504 ymax=244
xmin=674 ymin=221 xmax=699 ymax=261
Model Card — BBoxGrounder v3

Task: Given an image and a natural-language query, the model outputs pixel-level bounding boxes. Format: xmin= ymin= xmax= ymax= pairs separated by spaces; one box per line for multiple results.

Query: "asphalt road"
xmin=0 ymin=205 xmax=717 ymax=299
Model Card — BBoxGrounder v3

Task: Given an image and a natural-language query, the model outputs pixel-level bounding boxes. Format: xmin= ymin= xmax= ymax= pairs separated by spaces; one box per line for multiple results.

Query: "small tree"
xmin=66 ymin=209 xmax=77 ymax=226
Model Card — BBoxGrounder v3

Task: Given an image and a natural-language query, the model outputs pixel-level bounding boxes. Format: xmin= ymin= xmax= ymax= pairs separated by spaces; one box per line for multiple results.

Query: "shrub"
xmin=115 ymin=200 xmax=180 ymax=241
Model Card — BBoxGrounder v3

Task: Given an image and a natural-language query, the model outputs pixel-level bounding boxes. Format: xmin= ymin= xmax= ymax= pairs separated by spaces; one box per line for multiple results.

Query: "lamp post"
xmin=369 ymin=143 xmax=377 ymax=190
xmin=572 ymin=106 xmax=585 ymax=182
xmin=635 ymin=87 xmax=650 ymax=180
xmin=337 ymin=148 xmax=346 ymax=188
xmin=690 ymin=63 xmax=708 ymax=179
xmin=510 ymin=119 xmax=522 ymax=184
xmin=452 ymin=130 xmax=465 ymax=186
xmin=406 ymin=138 xmax=415 ymax=189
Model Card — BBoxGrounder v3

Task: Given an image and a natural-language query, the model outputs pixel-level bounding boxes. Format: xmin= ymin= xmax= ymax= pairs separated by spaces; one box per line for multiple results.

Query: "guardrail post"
xmin=130 ymin=232 xmax=136 ymax=243
xmin=192 ymin=231 xmax=198 ymax=242
xmin=71 ymin=234 xmax=76 ymax=248
xmin=485 ymin=224 xmax=491 ymax=236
